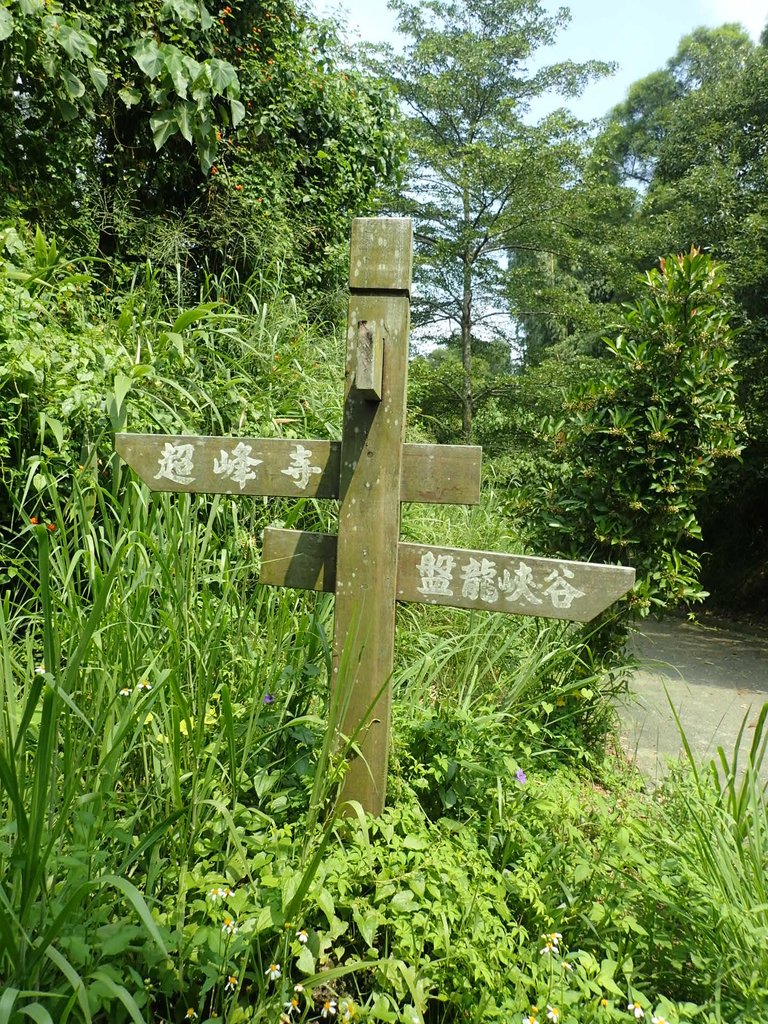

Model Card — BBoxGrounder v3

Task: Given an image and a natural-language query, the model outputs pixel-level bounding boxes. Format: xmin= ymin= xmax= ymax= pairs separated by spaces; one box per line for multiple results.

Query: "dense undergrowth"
xmin=2 ymin=229 xmax=767 ymax=1024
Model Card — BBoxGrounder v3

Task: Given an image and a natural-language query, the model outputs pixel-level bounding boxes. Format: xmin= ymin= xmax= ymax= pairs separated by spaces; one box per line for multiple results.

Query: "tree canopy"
xmin=375 ymin=0 xmax=610 ymax=438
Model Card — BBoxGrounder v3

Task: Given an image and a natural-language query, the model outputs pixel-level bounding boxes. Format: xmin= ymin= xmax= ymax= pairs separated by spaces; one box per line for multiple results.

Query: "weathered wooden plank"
xmin=116 ymin=433 xmax=481 ymax=505
xmin=259 ymin=529 xmax=635 ymax=623
xmin=354 ymin=319 xmax=384 ymax=401
xmin=397 ymin=543 xmax=636 ymax=622
xmin=260 ymin=527 xmax=336 ymax=592
xmin=115 ymin=434 xmax=340 ymax=498
xmin=349 ymin=218 xmax=413 ymax=294
xmin=331 ymin=217 xmax=413 ymax=815
xmin=401 ymin=443 xmax=482 ymax=505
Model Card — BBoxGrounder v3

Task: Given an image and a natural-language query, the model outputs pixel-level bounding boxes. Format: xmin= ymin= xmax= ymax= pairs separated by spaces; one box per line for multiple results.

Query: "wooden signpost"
xmin=116 ymin=216 xmax=635 ymax=816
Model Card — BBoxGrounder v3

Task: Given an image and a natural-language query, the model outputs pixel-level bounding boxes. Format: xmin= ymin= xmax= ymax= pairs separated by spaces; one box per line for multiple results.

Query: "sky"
xmin=313 ymin=0 xmax=768 ymax=121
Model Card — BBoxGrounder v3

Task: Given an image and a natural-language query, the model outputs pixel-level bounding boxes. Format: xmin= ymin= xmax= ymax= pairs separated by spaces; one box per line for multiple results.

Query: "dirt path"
xmin=619 ymin=617 xmax=768 ymax=782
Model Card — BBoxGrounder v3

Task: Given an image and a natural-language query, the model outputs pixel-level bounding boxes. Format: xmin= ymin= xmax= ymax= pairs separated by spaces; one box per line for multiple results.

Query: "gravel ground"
xmin=620 ymin=616 xmax=768 ymax=783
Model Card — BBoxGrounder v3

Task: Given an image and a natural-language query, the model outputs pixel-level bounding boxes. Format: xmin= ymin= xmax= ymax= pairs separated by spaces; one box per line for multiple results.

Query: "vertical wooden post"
xmin=331 ymin=218 xmax=413 ymax=815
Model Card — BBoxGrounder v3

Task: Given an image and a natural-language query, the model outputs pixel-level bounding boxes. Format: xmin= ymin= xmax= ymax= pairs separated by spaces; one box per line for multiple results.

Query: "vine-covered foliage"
xmin=0 ymin=0 xmax=404 ymax=296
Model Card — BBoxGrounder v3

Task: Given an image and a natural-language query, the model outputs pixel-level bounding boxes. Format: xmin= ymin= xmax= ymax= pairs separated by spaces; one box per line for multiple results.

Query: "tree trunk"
xmin=461 ymin=190 xmax=473 ymax=442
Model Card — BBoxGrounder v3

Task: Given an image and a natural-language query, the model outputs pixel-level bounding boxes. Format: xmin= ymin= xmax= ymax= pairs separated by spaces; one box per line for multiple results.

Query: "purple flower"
xmin=516 ymin=768 xmax=527 ymax=785
xmin=263 ymin=693 xmax=275 ymax=705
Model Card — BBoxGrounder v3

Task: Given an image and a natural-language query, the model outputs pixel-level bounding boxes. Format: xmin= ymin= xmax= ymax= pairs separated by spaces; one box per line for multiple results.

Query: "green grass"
xmin=2 ymin=256 xmax=766 ymax=1023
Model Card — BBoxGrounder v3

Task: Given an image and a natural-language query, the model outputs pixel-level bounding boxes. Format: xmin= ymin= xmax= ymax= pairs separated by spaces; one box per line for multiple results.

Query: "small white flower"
xmin=221 ymin=916 xmax=238 ymax=935
xmin=265 ymin=962 xmax=281 ymax=981
xmin=296 ymin=928 xmax=308 ymax=943
xmin=321 ymin=999 xmax=337 ymax=1018
xmin=185 ymin=1011 xmax=198 ymax=1021
xmin=540 ymin=940 xmax=556 ymax=955
xmin=562 ymin=960 xmax=573 ymax=971
xmin=35 ymin=664 xmax=46 ymax=675
xmin=224 ymin=974 xmax=238 ymax=993
xmin=651 ymin=1017 xmax=668 ymax=1024
xmin=209 ymin=885 xmax=233 ymax=902
xmin=137 ymin=680 xmax=152 ymax=691
xmin=294 ymin=984 xmax=304 ymax=993
xmin=547 ymin=1007 xmax=560 ymax=1024
xmin=284 ymin=996 xmax=300 ymax=1015
xmin=339 ymin=998 xmax=357 ymax=1022
xmin=119 ymin=687 xmax=132 ymax=697
xmin=628 ymin=1003 xmax=645 ymax=1020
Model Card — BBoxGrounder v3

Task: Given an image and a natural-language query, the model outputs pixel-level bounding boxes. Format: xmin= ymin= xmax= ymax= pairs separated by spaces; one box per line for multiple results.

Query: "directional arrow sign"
xmin=115 ymin=216 xmax=637 ymax=815
xmin=259 ymin=528 xmax=636 ymax=623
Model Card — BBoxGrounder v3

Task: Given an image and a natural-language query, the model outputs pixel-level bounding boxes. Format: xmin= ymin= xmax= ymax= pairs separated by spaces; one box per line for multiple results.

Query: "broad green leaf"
xmin=296 ymin=943 xmax=315 ymax=974
xmin=87 ymin=61 xmax=108 ymax=96
xmin=56 ymin=97 xmax=79 ymax=121
xmin=112 ymin=372 xmax=133 ymax=415
xmin=230 ymin=97 xmax=245 ymax=127
xmin=54 ymin=22 xmax=97 ymax=60
xmin=0 ymin=988 xmax=20 ymax=1023
xmin=43 ymin=947 xmax=91 ymax=1022
xmin=42 ymin=415 xmax=65 ymax=449
xmin=118 ymin=86 xmax=142 ymax=108
xmin=88 ymin=972 xmax=145 ymax=1024
xmin=134 ymin=38 xmax=164 ymax=80
xmin=98 ymin=876 xmax=168 ymax=955
xmin=171 ymin=302 xmax=217 ymax=332
xmin=402 ymin=834 xmax=429 ymax=850
xmin=150 ymin=109 xmax=179 ymax=150
xmin=208 ymin=58 xmax=238 ymax=97
xmin=163 ymin=47 xmax=190 ymax=98
xmin=160 ymin=0 xmax=198 ymax=22
xmin=0 ymin=7 xmax=13 ymax=42
xmin=316 ymin=886 xmax=335 ymax=926
xmin=174 ymin=100 xmax=194 ymax=142
xmin=352 ymin=907 xmax=380 ymax=947
xmin=199 ymin=2 xmax=213 ymax=30
xmin=197 ymin=136 xmax=216 ymax=174
xmin=61 ymin=69 xmax=85 ymax=100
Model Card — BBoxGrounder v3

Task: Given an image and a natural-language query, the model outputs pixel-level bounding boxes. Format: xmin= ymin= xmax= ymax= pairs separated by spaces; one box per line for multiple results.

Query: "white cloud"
xmin=704 ymin=0 xmax=767 ymax=38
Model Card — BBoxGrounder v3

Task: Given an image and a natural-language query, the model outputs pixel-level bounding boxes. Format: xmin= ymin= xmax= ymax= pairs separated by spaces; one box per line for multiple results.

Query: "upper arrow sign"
xmin=115 ymin=433 xmax=482 ymax=506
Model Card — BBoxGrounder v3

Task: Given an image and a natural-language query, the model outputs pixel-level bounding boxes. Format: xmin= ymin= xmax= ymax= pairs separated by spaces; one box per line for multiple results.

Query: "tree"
xmin=376 ymin=0 xmax=609 ymax=439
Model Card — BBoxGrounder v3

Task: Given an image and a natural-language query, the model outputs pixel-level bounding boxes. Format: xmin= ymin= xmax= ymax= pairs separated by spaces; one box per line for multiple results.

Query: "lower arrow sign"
xmin=259 ymin=528 xmax=635 ymax=623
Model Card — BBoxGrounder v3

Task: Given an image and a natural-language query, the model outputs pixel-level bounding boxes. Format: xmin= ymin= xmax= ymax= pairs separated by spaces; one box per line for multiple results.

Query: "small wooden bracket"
xmin=354 ymin=319 xmax=383 ymax=401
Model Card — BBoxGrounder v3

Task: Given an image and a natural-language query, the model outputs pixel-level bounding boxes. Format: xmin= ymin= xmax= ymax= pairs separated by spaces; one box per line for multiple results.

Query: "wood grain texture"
xmin=401 ymin=443 xmax=482 ymax=505
xmin=348 ymin=218 xmax=413 ymax=294
xmin=115 ymin=434 xmax=340 ymax=498
xmin=354 ymin=320 xmax=383 ymax=401
xmin=116 ymin=434 xmax=481 ymax=506
xmin=397 ymin=542 xmax=636 ymax=622
xmin=259 ymin=528 xmax=636 ymax=623
xmin=260 ymin=527 xmax=336 ymax=592
xmin=331 ymin=217 xmax=413 ymax=815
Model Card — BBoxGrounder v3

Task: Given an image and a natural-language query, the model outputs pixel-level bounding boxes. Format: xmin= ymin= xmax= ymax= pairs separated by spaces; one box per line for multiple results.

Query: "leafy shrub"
xmin=522 ymin=249 xmax=745 ymax=623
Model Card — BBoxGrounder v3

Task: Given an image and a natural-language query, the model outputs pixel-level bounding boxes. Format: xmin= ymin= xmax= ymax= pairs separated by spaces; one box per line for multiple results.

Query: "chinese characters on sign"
xmin=280 ymin=444 xmax=322 ymax=490
xmin=213 ymin=442 xmax=263 ymax=490
xmin=416 ymin=550 xmax=586 ymax=611
xmin=155 ymin=442 xmax=195 ymax=485
xmin=152 ymin=442 xmax=321 ymax=492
